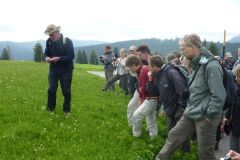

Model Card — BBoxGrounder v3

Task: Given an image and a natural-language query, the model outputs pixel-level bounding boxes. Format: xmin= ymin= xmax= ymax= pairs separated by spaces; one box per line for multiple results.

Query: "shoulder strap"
xmin=63 ymin=36 xmax=67 ymax=46
xmin=62 ymin=36 xmax=67 ymax=54
xmin=202 ymin=58 xmax=221 ymax=79
xmin=188 ymin=64 xmax=200 ymax=88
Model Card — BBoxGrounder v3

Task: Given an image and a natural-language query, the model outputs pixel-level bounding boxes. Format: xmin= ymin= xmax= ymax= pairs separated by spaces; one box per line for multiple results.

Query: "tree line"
xmin=1 ymin=40 xmax=239 ymax=63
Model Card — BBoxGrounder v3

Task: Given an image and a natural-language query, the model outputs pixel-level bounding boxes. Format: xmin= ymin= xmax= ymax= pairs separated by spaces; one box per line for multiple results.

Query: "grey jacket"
xmin=102 ymin=51 xmax=115 ymax=71
xmin=184 ymin=47 xmax=226 ymax=120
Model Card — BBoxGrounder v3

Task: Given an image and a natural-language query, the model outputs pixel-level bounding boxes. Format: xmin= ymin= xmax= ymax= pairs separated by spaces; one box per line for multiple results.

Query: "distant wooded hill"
xmin=1 ymin=35 xmax=240 ymax=61
xmin=77 ymin=38 xmax=240 ymax=60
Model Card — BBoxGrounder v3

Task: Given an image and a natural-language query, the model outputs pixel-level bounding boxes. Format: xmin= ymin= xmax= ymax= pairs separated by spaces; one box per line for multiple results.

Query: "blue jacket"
xmin=44 ymin=34 xmax=75 ymax=73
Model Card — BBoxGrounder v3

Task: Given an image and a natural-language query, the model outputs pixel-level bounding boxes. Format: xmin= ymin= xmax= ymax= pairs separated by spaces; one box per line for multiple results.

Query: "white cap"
xmin=129 ymin=46 xmax=136 ymax=51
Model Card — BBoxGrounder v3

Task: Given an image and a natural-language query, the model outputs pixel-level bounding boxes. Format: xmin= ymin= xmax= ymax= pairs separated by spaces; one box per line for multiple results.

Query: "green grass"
xmin=0 ymin=61 xmax=198 ymax=160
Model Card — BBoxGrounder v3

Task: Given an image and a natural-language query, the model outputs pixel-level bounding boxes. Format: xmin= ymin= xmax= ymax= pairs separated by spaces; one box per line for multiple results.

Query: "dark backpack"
xmin=165 ymin=64 xmax=189 ymax=115
xmin=203 ymin=58 xmax=236 ymax=110
xmin=169 ymin=64 xmax=189 ymax=86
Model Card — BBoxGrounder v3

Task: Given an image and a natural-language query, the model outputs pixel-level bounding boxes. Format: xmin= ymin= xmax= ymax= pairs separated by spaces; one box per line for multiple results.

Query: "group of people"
xmin=100 ymin=45 xmax=138 ymax=96
xmin=42 ymin=24 xmax=240 ymax=160
xmin=101 ymin=34 xmax=240 ymax=159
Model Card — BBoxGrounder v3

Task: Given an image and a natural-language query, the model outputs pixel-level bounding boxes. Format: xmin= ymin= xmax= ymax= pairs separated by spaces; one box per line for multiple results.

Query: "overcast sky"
xmin=0 ymin=0 xmax=239 ymax=42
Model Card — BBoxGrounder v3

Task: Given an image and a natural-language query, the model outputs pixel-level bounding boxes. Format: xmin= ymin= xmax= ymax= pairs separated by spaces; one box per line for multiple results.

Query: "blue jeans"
xmin=47 ymin=71 xmax=73 ymax=112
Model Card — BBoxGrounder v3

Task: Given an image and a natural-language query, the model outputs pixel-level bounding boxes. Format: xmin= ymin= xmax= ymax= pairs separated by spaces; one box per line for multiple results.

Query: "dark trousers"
xmin=47 ymin=71 xmax=73 ymax=113
xmin=103 ymin=74 xmax=128 ymax=94
xmin=127 ymin=74 xmax=137 ymax=96
xmin=119 ymin=74 xmax=128 ymax=94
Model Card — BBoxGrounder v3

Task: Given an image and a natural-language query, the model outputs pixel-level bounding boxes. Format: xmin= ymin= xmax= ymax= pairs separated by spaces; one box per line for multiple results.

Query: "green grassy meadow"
xmin=0 ymin=61 xmax=198 ymax=160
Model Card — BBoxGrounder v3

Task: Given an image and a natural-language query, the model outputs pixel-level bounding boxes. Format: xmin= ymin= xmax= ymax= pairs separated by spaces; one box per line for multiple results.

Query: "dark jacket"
xmin=100 ymin=51 xmax=115 ymax=70
xmin=44 ymin=34 xmax=74 ymax=73
xmin=225 ymin=85 xmax=240 ymax=137
xmin=155 ymin=64 xmax=188 ymax=117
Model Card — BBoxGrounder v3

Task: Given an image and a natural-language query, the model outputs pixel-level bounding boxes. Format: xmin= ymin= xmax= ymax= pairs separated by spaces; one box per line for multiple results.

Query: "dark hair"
xmin=173 ymin=52 xmax=181 ymax=58
xmin=136 ymin=45 xmax=151 ymax=54
xmin=125 ymin=55 xmax=141 ymax=67
xmin=105 ymin=45 xmax=111 ymax=50
xmin=150 ymin=55 xmax=165 ymax=68
xmin=167 ymin=53 xmax=177 ymax=63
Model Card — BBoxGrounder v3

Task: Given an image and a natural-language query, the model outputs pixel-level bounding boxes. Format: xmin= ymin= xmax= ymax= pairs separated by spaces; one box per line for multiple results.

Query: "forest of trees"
xmin=75 ymin=49 xmax=99 ymax=65
xmin=77 ymin=38 xmax=240 ymax=60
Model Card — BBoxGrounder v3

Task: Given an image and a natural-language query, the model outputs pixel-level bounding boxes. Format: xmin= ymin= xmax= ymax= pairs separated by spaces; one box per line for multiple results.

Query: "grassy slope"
xmin=0 ymin=61 xmax=198 ymax=160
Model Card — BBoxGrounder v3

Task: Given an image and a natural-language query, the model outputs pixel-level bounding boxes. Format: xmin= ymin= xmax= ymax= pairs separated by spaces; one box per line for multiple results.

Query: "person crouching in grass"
xmin=125 ymin=55 xmax=159 ymax=138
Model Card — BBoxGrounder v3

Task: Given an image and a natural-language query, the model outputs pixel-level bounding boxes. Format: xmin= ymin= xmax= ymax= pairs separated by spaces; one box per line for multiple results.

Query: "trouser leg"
xmin=105 ymin=70 xmax=115 ymax=90
xmin=195 ymin=115 xmax=221 ymax=160
xmin=120 ymin=74 xmax=128 ymax=94
xmin=127 ymin=74 xmax=137 ymax=96
xmin=132 ymin=99 xmax=158 ymax=137
xmin=59 ymin=72 xmax=73 ymax=113
xmin=47 ymin=71 xmax=59 ymax=111
xmin=103 ymin=74 xmax=120 ymax=90
xmin=127 ymin=90 xmax=139 ymax=126
xmin=156 ymin=115 xmax=195 ymax=160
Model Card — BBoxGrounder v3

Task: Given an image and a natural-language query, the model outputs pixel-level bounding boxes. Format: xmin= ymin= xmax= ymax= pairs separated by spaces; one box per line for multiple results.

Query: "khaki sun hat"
xmin=44 ymin=24 xmax=60 ymax=35
xmin=225 ymin=52 xmax=233 ymax=58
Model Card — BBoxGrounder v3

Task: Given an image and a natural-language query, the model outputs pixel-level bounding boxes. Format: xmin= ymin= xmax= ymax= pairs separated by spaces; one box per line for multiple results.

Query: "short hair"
xmin=233 ymin=64 xmax=240 ymax=77
xmin=173 ymin=52 xmax=181 ymax=58
xmin=167 ymin=53 xmax=177 ymax=63
xmin=119 ymin=48 xmax=127 ymax=54
xmin=136 ymin=45 xmax=151 ymax=54
xmin=180 ymin=33 xmax=201 ymax=48
xmin=105 ymin=45 xmax=111 ymax=50
xmin=125 ymin=55 xmax=141 ymax=67
xmin=150 ymin=55 xmax=165 ymax=68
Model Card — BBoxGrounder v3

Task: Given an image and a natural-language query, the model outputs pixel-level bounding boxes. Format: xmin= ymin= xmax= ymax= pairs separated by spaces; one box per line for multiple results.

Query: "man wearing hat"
xmin=223 ymin=52 xmax=234 ymax=70
xmin=44 ymin=24 xmax=75 ymax=116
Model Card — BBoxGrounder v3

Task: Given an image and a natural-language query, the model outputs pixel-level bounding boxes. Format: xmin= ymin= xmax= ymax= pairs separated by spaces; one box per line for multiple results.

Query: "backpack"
xmin=169 ymin=64 xmax=189 ymax=86
xmin=203 ymin=58 xmax=236 ymax=110
xmin=164 ymin=64 xmax=189 ymax=115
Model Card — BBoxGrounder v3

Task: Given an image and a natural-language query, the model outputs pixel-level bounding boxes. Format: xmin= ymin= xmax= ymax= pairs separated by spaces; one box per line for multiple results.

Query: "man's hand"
xmin=51 ymin=57 xmax=60 ymax=63
xmin=227 ymin=150 xmax=240 ymax=160
xmin=147 ymin=71 xmax=153 ymax=81
xmin=138 ymin=99 xmax=143 ymax=107
xmin=45 ymin=57 xmax=51 ymax=63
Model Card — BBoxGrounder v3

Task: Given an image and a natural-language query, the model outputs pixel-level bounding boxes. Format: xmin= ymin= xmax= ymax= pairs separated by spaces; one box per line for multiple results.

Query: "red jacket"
xmin=137 ymin=65 xmax=151 ymax=100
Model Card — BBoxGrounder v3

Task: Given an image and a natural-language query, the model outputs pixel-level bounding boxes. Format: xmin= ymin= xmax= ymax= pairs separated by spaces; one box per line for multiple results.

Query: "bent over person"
xmin=44 ymin=24 xmax=75 ymax=116
xmin=156 ymin=34 xmax=226 ymax=160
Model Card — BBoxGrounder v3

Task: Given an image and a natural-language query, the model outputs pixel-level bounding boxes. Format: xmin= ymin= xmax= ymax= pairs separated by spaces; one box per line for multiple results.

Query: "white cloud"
xmin=0 ymin=0 xmax=239 ymax=42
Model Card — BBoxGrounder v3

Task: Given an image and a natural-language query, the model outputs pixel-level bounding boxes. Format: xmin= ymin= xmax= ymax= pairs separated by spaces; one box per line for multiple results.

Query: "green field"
xmin=0 ymin=61 xmax=198 ymax=160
